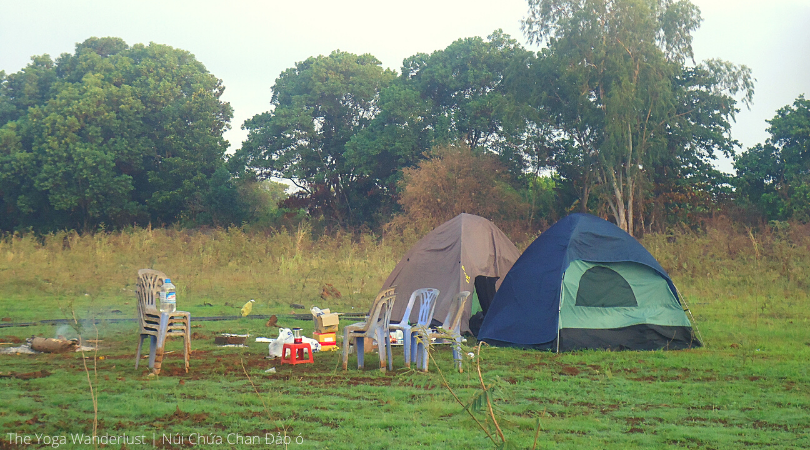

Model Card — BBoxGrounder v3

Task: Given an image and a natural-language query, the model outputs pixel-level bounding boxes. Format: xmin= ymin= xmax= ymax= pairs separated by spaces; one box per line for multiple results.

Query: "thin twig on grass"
xmin=426 ymin=337 xmax=497 ymax=446
xmin=747 ymin=228 xmax=761 ymax=329
xmin=240 ymin=358 xmax=269 ymax=413
xmin=72 ymin=309 xmax=98 ymax=445
xmin=475 ymin=342 xmax=506 ymax=444
xmin=532 ymin=410 xmax=545 ymax=450
xmin=240 ymin=358 xmax=290 ymax=450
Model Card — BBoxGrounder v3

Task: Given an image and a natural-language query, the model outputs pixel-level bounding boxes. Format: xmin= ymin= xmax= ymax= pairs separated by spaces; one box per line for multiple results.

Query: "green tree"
xmin=523 ymin=0 xmax=752 ymax=234
xmin=735 ymin=96 xmax=810 ymax=221
xmin=345 ymin=31 xmax=545 ymax=224
xmin=400 ymin=31 xmax=536 ymax=157
xmin=235 ymin=51 xmax=396 ymax=227
xmin=0 ymin=37 xmax=233 ymax=231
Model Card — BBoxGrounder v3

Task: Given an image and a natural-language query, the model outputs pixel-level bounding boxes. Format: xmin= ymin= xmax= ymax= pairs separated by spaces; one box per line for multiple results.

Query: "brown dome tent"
xmin=382 ymin=214 xmax=521 ymax=334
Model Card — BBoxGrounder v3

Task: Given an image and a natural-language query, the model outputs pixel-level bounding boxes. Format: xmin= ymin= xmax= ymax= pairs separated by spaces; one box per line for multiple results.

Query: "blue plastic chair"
xmin=389 ymin=288 xmax=439 ymax=368
xmin=415 ymin=291 xmax=470 ymax=372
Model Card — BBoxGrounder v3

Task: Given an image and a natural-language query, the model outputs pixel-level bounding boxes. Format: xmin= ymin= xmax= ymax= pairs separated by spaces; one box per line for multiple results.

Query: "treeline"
xmin=1 ymin=1 xmax=807 ymax=236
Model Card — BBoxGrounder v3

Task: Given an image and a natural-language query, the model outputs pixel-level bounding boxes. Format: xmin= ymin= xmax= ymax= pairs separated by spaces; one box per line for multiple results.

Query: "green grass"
xmin=1 ymin=223 xmax=809 ymax=449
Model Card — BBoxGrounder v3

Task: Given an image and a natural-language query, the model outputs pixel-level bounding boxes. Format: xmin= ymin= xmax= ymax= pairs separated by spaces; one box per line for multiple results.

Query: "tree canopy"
xmin=234 ymin=51 xmax=396 ymax=227
xmin=522 ymin=0 xmax=753 ymax=234
xmin=1 ymin=8 xmax=794 ymax=234
xmin=735 ymin=96 xmax=810 ymax=221
xmin=0 ymin=37 xmax=233 ymax=232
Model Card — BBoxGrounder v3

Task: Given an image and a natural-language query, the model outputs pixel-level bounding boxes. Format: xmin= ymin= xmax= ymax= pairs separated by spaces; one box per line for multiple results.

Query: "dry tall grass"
xmin=1 ymin=217 xmax=808 ymax=326
xmin=0 ymin=225 xmax=412 ymax=317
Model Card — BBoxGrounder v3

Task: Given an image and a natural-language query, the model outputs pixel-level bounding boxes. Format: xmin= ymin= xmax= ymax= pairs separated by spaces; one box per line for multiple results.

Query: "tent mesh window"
xmin=575 ymin=266 xmax=638 ymax=307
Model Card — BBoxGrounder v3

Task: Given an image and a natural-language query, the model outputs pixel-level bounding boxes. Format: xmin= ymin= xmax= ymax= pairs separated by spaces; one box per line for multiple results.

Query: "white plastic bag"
xmin=300 ymin=336 xmax=321 ymax=352
xmin=268 ymin=328 xmax=294 ymax=357
xmin=267 ymin=328 xmax=321 ymax=357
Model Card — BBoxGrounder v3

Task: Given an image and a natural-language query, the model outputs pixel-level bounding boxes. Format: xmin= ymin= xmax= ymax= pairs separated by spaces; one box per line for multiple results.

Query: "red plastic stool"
xmin=281 ymin=342 xmax=314 ymax=365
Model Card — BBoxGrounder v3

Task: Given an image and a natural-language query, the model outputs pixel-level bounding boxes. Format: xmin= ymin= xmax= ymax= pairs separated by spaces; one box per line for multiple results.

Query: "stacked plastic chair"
xmin=134 ymin=269 xmax=191 ymax=375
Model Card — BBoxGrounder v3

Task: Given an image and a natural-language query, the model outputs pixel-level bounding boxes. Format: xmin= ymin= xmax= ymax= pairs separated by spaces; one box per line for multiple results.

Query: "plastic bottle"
xmin=160 ymin=278 xmax=177 ymax=313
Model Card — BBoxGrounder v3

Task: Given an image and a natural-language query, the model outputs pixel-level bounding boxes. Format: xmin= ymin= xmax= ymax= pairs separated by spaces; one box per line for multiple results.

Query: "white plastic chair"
xmin=415 ymin=291 xmax=470 ymax=372
xmin=342 ymin=288 xmax=397 ymax=372
xmin=389 ymin=288 xmax=439 ymax=368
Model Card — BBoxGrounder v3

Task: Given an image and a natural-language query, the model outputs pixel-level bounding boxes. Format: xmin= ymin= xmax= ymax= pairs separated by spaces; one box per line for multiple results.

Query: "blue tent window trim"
xmin=575 ymin=266 xmax=637 ymax=308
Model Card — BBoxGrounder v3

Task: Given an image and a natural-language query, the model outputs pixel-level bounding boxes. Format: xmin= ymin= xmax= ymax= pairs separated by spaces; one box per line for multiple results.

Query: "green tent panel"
xmin=561 ymin=261 xmax=691 ymax=330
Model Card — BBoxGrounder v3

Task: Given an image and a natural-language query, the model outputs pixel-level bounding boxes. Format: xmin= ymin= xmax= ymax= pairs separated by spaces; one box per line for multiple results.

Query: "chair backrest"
xmin=441 ymin=291 xmax=471 ymax=333
xmin=136 ymin=269 xmax=167 ymax=319
xmin=397 ymin=287 xmax=421 ymax=325
xmin=379 ymin=294 xmax=396 ymax=334
xmin=412 ymin=288 xmax=440 ymax=327
xmin=359 ymin=287 xmax=397 ymax=330
xmin=364 ymin=292 xmax=397 ymax=333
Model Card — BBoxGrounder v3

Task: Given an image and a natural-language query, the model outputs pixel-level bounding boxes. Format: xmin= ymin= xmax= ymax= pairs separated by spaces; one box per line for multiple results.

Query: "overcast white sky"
xmin=2 ymin=0 xmax=808 ymax=174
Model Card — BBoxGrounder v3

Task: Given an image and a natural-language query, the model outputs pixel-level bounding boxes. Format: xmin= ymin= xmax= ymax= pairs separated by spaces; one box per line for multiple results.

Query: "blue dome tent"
xmin=478 ymin=213 xmax=701 ymax=351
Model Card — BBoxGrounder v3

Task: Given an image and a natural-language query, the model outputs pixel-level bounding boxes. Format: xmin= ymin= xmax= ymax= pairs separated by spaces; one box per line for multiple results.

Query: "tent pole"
xmin=676 ymin=286 xmax=705 ymax=347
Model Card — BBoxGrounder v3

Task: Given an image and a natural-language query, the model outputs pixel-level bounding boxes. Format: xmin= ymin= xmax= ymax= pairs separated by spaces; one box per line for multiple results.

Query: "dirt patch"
xmin=0 ymin=370 xmax=52 ymax=380
xmin=190 ymin=412 xmax=208 ymax=424
xmin=25 ymin=415 xmax=40 ymax=425
xmin=300 ymin=415 xmax=340 ymax=428
xmin=666 ymin=437 xmax=716 ymax=449
xmin=752 ymin=420 xmax=799 ymax=432
xmin=0 ymin=336 xmax=24 ymax=344
xmin=629 ymin=375 xmax=656 ymax=382
xmin=626 ymin=427 xmax=644 ymax=433
xmin=344 ymin=376 xmax=394 ymax=387
xmin=560 ymin=365 xmax=580 ymax=376
xmin=526 ymin=362 xmax=549 ymax=370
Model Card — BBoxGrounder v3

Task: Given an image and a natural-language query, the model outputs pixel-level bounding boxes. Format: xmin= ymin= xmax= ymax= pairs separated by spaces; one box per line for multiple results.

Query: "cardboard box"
xmin=347 ymin=337 xmax=377 ymax=354
xmin=319 ymin=341 xmax=338 ymax=352
xmin=313 ymin=332 xmax=336 ymax=344
xmin=312 ymin=309 xmax=339 ymax=334
xmin=363 ymin=337 xmax=378 ymax=353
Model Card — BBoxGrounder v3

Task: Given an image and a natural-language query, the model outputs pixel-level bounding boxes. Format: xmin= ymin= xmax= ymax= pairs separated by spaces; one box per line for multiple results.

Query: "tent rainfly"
xmin=478 ymin=213 xmax=701 ymax=351
xmin=382 ymin=214 xmax=521 ymax=334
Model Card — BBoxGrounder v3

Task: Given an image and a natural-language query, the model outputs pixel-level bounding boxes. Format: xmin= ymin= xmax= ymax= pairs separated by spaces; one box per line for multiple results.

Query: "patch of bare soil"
xmin=0 ymin=370 xmax=52 ymax=380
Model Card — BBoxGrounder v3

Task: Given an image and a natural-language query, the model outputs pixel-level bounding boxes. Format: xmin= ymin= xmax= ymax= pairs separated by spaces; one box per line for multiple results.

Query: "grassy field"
xmin=0 ymin=222 xmax=808 ymax=449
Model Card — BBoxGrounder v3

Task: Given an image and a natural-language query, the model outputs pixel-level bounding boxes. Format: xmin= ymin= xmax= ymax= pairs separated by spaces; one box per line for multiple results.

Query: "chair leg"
xmin=153 ymin=335 xmax=166 ymax=375
xmin=135 ymin=334 xmax=145 ymax=369
xmin=356 ymin=336 xmax=365 ymax=369
xmin=386 ymin=336 xmax=393 ymax=372
xmin=402 ymin=325 xmax=411 ymax=369
xmin=375 ymin=328 xmax=386 ymax=372
xmin=184 ymin=320 xmax=191 ymax=373
xmin=153 ymin=315 xmax=169 ymax=375
xmin=413 ymin=334 xmax=423 ymax=371
xmin=421 ymin=336 xmax=430 ymax=372
xmin=411 ymin=334 xmax=419 ymax=365
xmin=342 ymin=329 xmax=350 ymax=370
xmin=453 ymin=336 xmax=462 ymax=373
xmin=148 ymin=335 xmax=157 ymax=370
